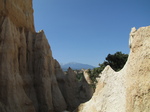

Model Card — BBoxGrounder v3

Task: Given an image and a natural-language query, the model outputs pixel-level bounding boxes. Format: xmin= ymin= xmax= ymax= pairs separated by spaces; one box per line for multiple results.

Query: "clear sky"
xmin=33 ymin=0 xmax=150 ymax=67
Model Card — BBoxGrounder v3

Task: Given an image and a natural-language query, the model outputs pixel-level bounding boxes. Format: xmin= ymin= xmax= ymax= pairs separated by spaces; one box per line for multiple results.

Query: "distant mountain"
xmin=61 ymin=62 xmax=95 ymax=71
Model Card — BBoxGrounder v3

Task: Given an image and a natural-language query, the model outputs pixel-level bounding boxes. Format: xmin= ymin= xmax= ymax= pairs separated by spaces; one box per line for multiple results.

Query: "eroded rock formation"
xmin=0 ymin=0 xmax=93 ymax=112
xmin=83 ymin=70 xmax=93 ymax=84
xmin=75 ymin=26 xmax=150 ymax=112
xmin=2 ymin=0 xmax=149 ymax=112
xmin=56 ymin=67 xmax=93 ymax=111
xmin=0 ymin=0 xmax=67 ymax=112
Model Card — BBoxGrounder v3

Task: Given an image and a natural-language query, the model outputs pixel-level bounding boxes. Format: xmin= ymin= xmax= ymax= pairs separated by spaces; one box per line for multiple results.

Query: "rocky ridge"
xmin=75 ymin=26 xmax=150 ymax=112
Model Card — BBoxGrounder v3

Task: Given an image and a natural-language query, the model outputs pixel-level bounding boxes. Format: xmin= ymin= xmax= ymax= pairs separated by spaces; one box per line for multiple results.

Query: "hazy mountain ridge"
xmin=61 ymin=62 xmax=95 ymax=71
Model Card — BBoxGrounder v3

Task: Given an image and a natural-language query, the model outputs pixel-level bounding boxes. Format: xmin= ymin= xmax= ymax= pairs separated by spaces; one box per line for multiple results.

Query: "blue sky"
xmin=33 ymin=0 xmax=150 ymax=67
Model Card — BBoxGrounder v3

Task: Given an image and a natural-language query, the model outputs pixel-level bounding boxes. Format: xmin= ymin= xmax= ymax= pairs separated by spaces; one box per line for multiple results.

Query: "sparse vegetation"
xmin=86 ymin=69 xmax=100 ymax=89
xmin=87 ymin=51 xmax=128 ymax=89
xmin=76 ymin=71 xmax=84 ymax=81
xmin=101 ymin=51 xmax=128 ymax=71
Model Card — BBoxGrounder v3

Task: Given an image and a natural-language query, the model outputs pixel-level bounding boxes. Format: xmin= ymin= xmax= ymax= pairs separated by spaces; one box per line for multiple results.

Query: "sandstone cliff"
xmin=0 ymin=0 xmax=67 ymax=112
xmin=0 ymin=0 xmax=93 ymax=112
xmin=75 ymin=26 xmax=150 ymax=112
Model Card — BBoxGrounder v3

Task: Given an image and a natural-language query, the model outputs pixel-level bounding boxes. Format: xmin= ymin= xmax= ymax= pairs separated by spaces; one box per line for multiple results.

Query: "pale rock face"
xmin=83 ymin=70 xmax=92 ymax=84
xmin=129 ymin=27 xmax=137 ymax=48
xmin=75 ymin=26 xmax=150 ymax=112
xmin=126 ymin=26 xmax=150 ymax=112
xmin=75 ymin=65 xmax=126 ymax=112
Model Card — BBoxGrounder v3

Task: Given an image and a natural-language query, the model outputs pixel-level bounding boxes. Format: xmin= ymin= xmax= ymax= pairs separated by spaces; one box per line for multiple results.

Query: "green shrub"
xmin=87 ymin=51 xmax=128 ymax=90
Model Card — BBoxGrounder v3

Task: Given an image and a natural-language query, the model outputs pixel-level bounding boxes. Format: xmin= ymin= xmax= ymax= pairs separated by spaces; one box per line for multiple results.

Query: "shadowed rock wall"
xmin=0 ymin=0 xmax=67 ymax=112
xmin=0 ymin=0 xmax=93 ymax=112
